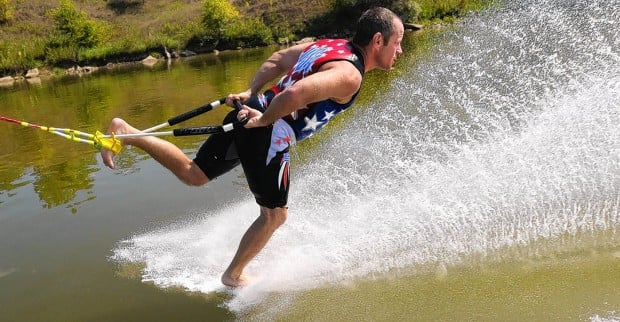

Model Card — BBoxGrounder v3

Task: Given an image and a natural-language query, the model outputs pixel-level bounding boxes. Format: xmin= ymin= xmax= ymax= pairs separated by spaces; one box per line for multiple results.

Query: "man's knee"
xmin=182 ymin=175 xmax=209 ymax=187
xmin=260 ymin=207 xmax=288 ymax=229
xmin=179 ymin=163 xmax=210 ymax=186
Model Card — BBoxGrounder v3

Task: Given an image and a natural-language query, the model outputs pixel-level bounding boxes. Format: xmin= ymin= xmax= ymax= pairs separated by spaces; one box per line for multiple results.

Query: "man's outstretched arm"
xmin=227 ymin=43 xmax=308 ymax=104
xmin=240 ymin=60 xmax=363 ymax=128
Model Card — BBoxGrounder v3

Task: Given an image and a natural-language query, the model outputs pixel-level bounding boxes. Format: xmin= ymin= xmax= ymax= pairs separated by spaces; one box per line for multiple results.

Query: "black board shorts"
xmin=193 ymin=95 xmax=292 ymax=209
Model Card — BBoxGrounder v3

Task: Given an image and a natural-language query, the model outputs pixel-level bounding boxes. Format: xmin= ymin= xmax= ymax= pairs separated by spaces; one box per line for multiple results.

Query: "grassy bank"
xmin=0 ymin=0 xmax=495 ymax=78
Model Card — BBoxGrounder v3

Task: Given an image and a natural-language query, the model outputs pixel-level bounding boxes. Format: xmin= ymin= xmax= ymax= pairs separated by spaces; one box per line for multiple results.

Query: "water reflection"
xmin=0 ymin=47 xmax=275 ymax=212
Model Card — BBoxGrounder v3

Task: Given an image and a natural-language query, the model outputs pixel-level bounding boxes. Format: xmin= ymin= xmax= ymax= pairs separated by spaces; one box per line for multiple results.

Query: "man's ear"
xmin=372 ymin=32 xmax=383 ymax=47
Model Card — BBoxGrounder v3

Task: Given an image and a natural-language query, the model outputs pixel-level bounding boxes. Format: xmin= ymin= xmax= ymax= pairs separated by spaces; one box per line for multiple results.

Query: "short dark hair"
xmin=352 ymin=7 xmax=401 ymax=47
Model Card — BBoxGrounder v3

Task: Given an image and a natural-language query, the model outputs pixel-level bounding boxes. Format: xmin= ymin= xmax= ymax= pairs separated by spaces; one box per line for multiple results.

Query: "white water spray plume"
xmin=111 ymin=0 xmax=619 ymax=312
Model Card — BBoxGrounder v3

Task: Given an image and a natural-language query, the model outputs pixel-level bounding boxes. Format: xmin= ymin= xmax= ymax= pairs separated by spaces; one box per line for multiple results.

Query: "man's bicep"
xmin=300 ymin=63 xmax=362 ymax=103
xmin=264 ymin=64 xmax=361 ymax=122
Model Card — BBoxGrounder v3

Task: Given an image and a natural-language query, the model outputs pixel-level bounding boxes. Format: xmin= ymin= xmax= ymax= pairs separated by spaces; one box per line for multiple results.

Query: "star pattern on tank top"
xmin=292 ymin=44 xmax=333 ymax=76
xmin=302 ymin=114 xmax=323 ymax=132
xmin=322 ymin=110 xmax=336 ymax=121
xmin=274 ymin=39 xmax=359 ymax=141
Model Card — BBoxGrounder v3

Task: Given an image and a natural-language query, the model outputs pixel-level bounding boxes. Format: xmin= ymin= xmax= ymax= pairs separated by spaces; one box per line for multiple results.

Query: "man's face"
xmin=377 ymin=18 xmax=404 ymax=70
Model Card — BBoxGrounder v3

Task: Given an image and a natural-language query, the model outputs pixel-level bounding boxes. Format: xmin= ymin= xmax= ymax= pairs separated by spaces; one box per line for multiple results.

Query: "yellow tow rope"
xmin=0 ymin=116 xmax=122 ymax=154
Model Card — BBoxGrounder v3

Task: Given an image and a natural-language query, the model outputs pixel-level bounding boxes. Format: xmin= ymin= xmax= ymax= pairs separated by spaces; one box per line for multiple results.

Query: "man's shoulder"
xmin=310 ymin=39 xmax=351 ymax=50
xmin=311 ymin=39 xmax=364 ymax=76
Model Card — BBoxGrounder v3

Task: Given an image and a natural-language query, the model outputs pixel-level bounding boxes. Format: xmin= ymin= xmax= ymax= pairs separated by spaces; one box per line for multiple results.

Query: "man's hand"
xmin=237 ymin=104 xmax=265 ymax=128
xmin=226 ymin=90 xmax=252 ymax=107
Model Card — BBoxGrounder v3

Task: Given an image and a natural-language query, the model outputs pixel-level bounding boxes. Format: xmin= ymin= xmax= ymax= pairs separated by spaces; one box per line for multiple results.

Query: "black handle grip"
xmin=172 ymin=120 xmax=247 ymax=137
xmin=173 ymin=125 xmax=223 ymax=136
xmin=233 ymin=99 xmax=243 ymax=110
xmin=171 ymin=99 xmax=247 ymax=137
xmin=167 ymin=98 xmax=226 ymax=126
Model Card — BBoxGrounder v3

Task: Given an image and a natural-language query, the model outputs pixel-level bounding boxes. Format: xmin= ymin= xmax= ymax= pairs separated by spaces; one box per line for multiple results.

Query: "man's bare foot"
xmin=221 ymin=272 xmax=252 ymax=287
xmin=101 ymin=118 xmax=140 ymax=169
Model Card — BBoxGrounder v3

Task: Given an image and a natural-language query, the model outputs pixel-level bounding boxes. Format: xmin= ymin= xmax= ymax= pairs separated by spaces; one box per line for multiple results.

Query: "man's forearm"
xmin=257 ymin=90 xmax=301 ymax=126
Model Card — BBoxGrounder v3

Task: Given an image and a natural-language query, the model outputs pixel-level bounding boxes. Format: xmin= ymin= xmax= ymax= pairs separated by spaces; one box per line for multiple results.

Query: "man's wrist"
xmin=257 ymin=116 xmax=268 ymax=127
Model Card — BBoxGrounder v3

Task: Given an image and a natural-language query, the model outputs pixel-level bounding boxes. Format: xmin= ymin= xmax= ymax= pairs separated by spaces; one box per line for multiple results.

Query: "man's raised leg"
xmin=101 ymin=118 xmax=208 ymax=186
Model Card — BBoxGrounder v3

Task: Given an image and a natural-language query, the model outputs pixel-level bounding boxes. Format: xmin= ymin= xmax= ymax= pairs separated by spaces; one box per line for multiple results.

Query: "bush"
xmin=49 ymin=0 xmax=109 ymax=49
xmin=221 ymin=18 xmax=273 ymax=48
xmin=202 ymin=0 xmax=239 ymax=37
xmin=201 ymin=0 xmax=266 ymax=49
xmin=0 ymin=0 xmax=14 ymax=24
xmin=328 ymin=0 xmax=478 ymax=23
xmin=393 ymin=0 xmax=422 ymax=22
xmin=336 ymin=0 xmax=422 ymax=22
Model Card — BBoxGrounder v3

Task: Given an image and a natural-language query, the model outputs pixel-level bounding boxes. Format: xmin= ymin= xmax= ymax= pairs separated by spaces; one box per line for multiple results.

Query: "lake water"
xmin=1 ymin=0 xmax=619 ymax=320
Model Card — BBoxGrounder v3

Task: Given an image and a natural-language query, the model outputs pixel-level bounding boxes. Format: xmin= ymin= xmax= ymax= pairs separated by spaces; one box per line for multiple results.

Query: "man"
xmin=102 ymin=7 xmax=404 ymax=287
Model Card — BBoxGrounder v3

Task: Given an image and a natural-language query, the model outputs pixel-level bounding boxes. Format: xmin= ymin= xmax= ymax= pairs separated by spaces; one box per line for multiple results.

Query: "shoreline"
xmin=0 ymin=24 xmax=423 ymax=90
xmin=0 ymin=49 xmax=238 ymax=89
